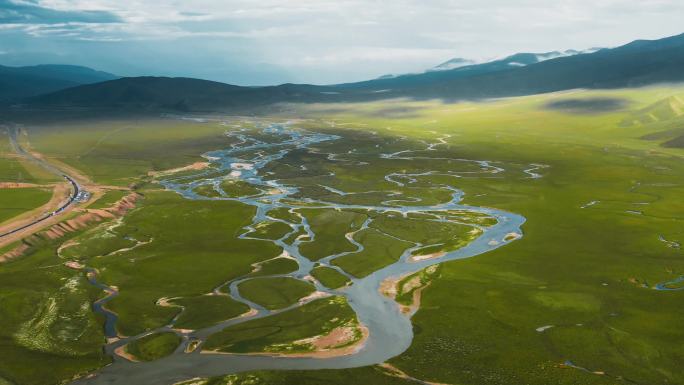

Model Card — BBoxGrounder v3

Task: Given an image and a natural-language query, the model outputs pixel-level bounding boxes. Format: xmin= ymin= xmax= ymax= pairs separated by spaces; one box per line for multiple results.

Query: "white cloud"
xmin=1 ymin=0 xmax=683 ymax=84
xmin=290 ymin=47 xmax=456 ymax=66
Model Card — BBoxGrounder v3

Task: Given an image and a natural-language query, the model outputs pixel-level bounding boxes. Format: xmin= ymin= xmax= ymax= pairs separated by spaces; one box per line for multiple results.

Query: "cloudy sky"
xmin=1 ymin=0 xmax=683 ymax=85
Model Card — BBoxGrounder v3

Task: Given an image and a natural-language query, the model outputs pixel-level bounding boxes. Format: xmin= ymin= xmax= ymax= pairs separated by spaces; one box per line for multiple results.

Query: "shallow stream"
xmin=76 ymin=123 xmax=526 ymax=385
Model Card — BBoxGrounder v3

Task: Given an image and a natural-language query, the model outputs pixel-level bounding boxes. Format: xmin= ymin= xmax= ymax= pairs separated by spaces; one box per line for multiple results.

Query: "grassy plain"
xmin=0 ymin=129 xmax=57 ymax=184
xmin=266 ymin=207 xmax=300 ymax=223
xmin=249 ymin=257 xmax=299 ymax=277
xmin=248 ymin=221 xmax=293 ymax=241
xmin=237 ymin=277 xmax=315 ymax=310
xmin=297 ymin=208 xmax=367 ymax=261
xmin=203 ymin=296 xmax=358 ymax=354
xmin=0 ymin=157 xmax=34 ymax=183
xmin=0 ymin=188 xmax=52 ymax=224
xmin=125 ymin=332 xmax=181 ymax=361
xmin=332 ymin=228 xmax=413 ymax=277
xmin=26 ymin=118 xmax=244 ymax=186
xmin=395 ymin=266 xmax=440 ymax=306
xmin=171 ymin=295 xmax=249 ymax=330
xmin=2 ymin=85 xmax=684 ymax=385
xmin=87 ymin=190 xmax=127 ymax=209
xmin=310 ymin=266 xmax=350 ymax=289
xmin=175 ymin=367 xmax=413 ymax=385
xmin=0 ymin=244 xmax=109 ymax=385
xmin=88 ymin=192 xmax=282 ymax=336
xmin=370 ymin=212 xmax=480 ymax=256
xmin=286 ymin=86 xmax=684 ymax=384
xmin=220 ymin=179 xmax=261 ymax=197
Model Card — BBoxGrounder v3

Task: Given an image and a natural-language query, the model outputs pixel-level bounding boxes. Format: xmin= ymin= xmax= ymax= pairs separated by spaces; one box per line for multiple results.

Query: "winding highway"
xmin=0 ymin=125 xmax=84 ymax=239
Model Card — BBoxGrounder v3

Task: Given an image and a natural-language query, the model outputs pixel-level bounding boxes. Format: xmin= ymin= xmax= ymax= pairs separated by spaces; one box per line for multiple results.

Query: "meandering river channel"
xmin=76 ymin=123 xmax=526 ymax=385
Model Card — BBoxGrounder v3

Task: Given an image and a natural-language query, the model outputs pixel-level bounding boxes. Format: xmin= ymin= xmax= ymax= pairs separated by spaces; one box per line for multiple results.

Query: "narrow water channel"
xmin=77 ymin=123 xmax=526 ymax=385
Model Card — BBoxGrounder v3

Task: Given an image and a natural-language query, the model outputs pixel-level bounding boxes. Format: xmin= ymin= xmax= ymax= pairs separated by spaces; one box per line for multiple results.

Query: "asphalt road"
xmin=0 ymin=125 xmax=83 ymax=239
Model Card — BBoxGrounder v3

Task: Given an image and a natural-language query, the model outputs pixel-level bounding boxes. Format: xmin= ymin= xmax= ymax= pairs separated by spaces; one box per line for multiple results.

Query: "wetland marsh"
xmin=2 ymin=86 xmax=684 ymax=385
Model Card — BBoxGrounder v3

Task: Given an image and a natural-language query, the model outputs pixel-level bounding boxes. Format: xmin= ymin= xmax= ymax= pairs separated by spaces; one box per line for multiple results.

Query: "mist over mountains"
xmin=6 ymin=32 xmax=684 ymax=112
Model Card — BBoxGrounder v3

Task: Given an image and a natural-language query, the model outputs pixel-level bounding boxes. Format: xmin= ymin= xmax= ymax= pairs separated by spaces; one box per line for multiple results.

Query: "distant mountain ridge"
xmin=335 ymin=33 xmax=684 ymax=98
xmin=429 ymin=48 xmax=603 ymax=72
xmin=0 ymin=64 xmax=118 ymax=102
xmin=25 ymin=76 xmax=337 ymax=111
xmin=333 ymin=48 xmax=607 ymax=91
xmin=430 ymin=57 xmax=478 ymax=71
xmin=20 ymin=32 xmax=684 ymax=111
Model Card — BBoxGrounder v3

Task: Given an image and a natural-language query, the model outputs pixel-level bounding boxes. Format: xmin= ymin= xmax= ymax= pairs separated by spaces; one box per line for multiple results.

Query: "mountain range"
xmin=429 ymin=48 xmax=602 ymax=72
xmin=9 ymin=32 xmax=684 ymax=111
xmin=0 ymin=64 xmax=118 ymax=102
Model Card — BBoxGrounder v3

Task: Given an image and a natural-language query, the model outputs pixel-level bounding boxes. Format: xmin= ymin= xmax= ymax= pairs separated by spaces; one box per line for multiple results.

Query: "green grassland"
xmin=430 ymin=210 xmax=499 ymax=227
xmin=0 ymin=243 xmax=110 ymax=385
xmin=194 ymin=184 xmax=222 ymax=198
xmin=0 ymin=187 xmax=285 ymax=382
xmin=369 ymin=212 xmax=481 ymax=256
xmin=332 ymin=228 xmax=414 ymax=278
xmin=0 ymin=157 xmax=34 ymax=184
xmin=59 ymin=222 xmax=140 ymax=260
xmin=284 ymin=86 xmax=684 ymax=384
xmin=0 ymin=187 xmax=52 ymax=224
xmin=26 ymin=118 xmax=247 ymax=186
xmin=297 ymin=208 xmax=368 ymax=261
xmin=393 ymin=266 xmax=440 ymax=306
xmin=44 ymin=189 xmax=284 ymax=336
xmin=2 ymin=85 xmax=684 ymax=385
xmin=237 ymin=277 xmax=315 ymax=310
xmin=124 ymin=332 xmax=181 ymax=361
xmin=175 ymin=367 xmax=414 ymax=385
xmin=0 ymin=129 xmax=57 ymax=184
xmin=88 ymin=192 xmax=282 ymax=336
xmin=88 ymin=190 xmax=128 ymax=209
xmin=170 ymin=295 xmax=250 ymax=330
xmin=266 ymin=207 xmax=301 ymax=223
xmin=249 ymin=257 xmax=299 ymax=277
xmin=247 ymin=220 xmax=293 ymax=241
xmin=310 ymin=266 xmax=350 ymax=289
xmin=203 ymin=296 xmax=359 ymax=354
xmin=220 ymin=179 xmax=262 ymax=197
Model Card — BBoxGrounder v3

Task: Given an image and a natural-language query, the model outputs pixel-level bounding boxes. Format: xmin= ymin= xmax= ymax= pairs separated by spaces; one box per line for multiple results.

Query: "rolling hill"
xmin=25 ymin=76 xmax=335 ymax=111
xmin=623 ymin=95 xmax=684 ymax=126
xmin=0 ymin=64 xmax=118 ymax=102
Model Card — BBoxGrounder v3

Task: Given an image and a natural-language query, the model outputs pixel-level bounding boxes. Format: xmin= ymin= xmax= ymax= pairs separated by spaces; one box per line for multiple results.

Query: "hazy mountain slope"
xmin=341 ymin=33 xmax=684 ymax=98
xmin=335 ymin=53 xmax=547 ymax=90
xmin=0 ymin=64 xmax=118 ymax=101
xmin=429 ymin=48 xmax=602 ymax=72
xmin=430 ymin=57 xmax=477 ymax=71
xmin=19 ymin=32 xmax=684 ymax=111
xmin=340 ymin=49 xmax=604 ymax=91
xmin=623 ymin=96 xmax=684 ymax=126
xmin=25 ymin=76 xmax=335 ymax=111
